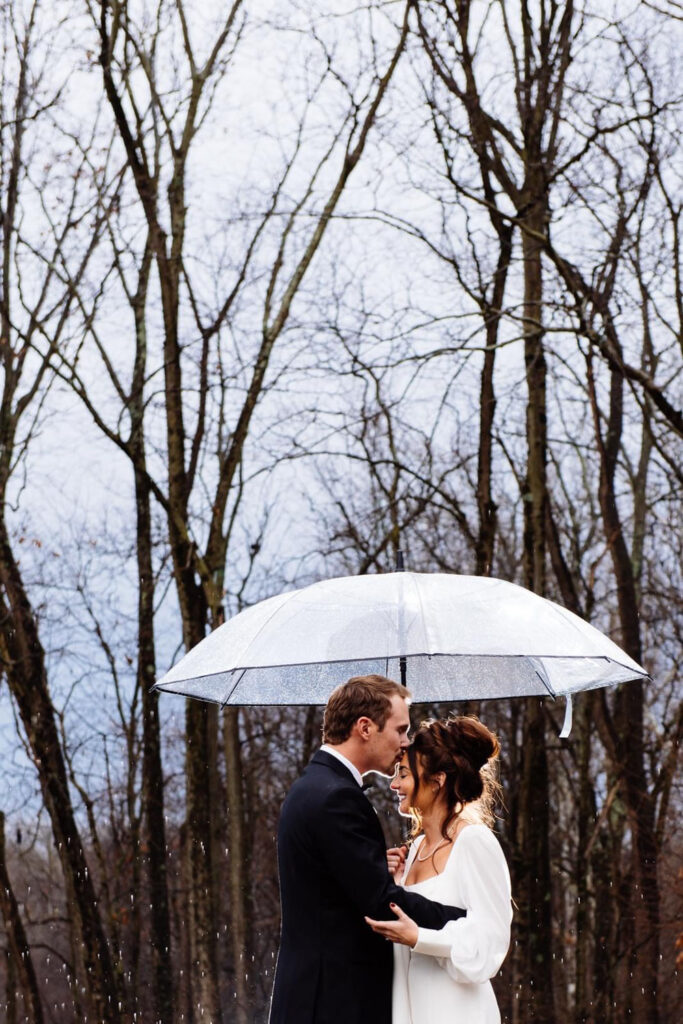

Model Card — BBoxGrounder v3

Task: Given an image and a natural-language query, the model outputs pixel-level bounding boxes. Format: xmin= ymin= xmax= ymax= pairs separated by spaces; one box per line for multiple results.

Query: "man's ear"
xmin=355 ymin=716 xmax=375 ymax=741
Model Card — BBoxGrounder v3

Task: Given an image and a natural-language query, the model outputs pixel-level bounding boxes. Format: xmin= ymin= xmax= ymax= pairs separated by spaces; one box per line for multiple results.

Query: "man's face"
xmin=365 ymin=694 xmax=411 ymax=775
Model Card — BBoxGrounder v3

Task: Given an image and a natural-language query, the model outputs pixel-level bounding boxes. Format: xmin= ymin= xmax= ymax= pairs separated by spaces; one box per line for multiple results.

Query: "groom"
xmin=269 ymin=674 xmax=466 ymax=1024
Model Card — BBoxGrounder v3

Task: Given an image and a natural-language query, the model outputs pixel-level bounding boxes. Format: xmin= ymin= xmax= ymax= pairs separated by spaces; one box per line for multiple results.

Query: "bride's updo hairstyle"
xmin=406 ymin=716 xmax=501 ymax=839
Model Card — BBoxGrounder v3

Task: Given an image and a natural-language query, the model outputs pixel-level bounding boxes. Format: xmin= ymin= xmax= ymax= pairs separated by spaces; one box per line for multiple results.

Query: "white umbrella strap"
xmin=559 ymin=694 xmax=573 ymax=738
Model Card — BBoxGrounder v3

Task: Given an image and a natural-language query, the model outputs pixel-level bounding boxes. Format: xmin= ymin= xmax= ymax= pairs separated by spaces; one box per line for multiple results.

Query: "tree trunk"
xmin=0 ymin=526 xmax=125 ymax=1023
xmin=124 ymin=234 xmax=176 ymax=1024
xmin=587 ymin=351 xmax=659 ymax=1021
xmin=5 ymin=946 xmax=17 ymax=1024
xmin=301 ymin=705 xmax=321 ymax=769
xmin=521 ymin=199 xmax=548 ymax=598
xmin=591 ymin=823 xmax=617 ymax=1021
xmin=224 ymin=707 xmax=249 ymax=1024
xmin=574 ymin=694 xmax=595 ymax=1022
xmin=517 ymin=190 xmax=555 ymax=1020
xmin=136 ymin=463 xmax=175 ymax=1024
xmin=186 ymin=700 xmax=223 ymax=1024
xmin=515 ymin=699 xmax=554 ymax=1021
xmin=0 ymin=812 xmax=44 ymax=1024
xmin=475 ymin=223 xmax=513 ymax=576
xmin=177 ymin=824 xmax=195 ymax=1024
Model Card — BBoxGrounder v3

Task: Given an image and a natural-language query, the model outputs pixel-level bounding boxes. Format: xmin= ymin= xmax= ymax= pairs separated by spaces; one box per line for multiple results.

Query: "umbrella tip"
xmin=395 ymin=549 xmax=405 ymax=572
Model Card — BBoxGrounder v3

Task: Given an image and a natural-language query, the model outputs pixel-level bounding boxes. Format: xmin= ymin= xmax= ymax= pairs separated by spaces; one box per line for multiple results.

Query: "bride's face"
xmin=391 ymin=752 xmax=416 ymax=815
xmin=391 ymin=751 xmax=442 ymax=816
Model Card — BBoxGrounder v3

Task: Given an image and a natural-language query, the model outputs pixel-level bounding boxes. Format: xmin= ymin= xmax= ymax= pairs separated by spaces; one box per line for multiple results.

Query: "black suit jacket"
xmin=269 ymin=750 xmax=466 ymax=1024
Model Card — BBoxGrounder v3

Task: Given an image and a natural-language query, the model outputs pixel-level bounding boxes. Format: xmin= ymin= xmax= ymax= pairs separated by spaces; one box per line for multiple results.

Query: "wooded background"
xmin=0 ymin=1 xmax=681 ymax=1022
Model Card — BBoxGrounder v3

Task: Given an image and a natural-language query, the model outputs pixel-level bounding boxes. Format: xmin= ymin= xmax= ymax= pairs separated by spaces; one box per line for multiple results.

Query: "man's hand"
xmin=365 ymin=903 xmax=419 ymax=947
xmin=386 ymin=845 xmax=407 ymax=880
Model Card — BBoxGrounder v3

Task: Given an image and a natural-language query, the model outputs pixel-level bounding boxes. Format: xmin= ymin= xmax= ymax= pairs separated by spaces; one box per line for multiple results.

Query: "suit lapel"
xmin=309 ymin=750 xmax=388 ymax=846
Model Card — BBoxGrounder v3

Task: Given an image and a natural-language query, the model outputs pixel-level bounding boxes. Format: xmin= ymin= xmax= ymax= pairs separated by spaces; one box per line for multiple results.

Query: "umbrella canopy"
xmin=154 ymin=573 xmax=647 ymax=713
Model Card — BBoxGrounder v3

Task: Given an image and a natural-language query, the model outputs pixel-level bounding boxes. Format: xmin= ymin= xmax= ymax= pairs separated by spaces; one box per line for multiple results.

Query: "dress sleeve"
xmin=411 ymin=825 xmax=512 ymax=984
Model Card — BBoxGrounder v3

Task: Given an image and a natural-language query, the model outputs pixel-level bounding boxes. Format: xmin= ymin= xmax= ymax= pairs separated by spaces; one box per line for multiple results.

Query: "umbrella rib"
xmin=531 ymin=658 xmax=556 ymax=699
xmin=220 ymin=669 xmax=246 ymax=708
xmin=230 ymin=586 xmax=306 ymax=669
xmin=410 ymin=573 xmax=432 ymax=652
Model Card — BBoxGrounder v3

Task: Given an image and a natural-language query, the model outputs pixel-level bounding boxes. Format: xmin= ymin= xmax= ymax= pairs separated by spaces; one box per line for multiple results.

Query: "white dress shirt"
xmin=319 ymin=744 xmax=363 ymax=787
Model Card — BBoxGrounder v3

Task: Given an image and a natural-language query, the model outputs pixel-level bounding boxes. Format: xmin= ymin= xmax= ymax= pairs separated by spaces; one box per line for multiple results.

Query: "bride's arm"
xmin=411 ymin=826 xmax=512 ymax=985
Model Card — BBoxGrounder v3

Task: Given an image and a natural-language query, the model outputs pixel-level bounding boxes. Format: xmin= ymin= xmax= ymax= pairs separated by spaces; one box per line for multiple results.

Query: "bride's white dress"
xmin=393 ymin=825 xmax=512 ymax=1024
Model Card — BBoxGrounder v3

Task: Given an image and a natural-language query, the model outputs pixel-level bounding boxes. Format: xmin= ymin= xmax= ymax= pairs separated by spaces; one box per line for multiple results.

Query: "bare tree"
xmin=44 ymin=2 xmax=415 ymax=1020
xmin=0 ymin=3 xmax=127 ymax=1018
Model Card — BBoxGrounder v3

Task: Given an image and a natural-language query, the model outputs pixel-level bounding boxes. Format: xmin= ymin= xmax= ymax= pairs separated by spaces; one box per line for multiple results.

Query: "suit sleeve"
xmin=311 ymin=785 xmax=465 ymax=929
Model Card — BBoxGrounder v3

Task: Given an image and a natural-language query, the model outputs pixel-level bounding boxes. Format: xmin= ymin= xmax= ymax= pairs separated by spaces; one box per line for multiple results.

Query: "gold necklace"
xmin=416 ymin=836 xmax=452 ymax=862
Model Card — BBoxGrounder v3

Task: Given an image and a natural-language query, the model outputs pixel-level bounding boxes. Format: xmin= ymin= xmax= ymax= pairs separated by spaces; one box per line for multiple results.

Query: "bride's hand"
xmin=386 ymin=845 xmax=407 ymax=879
xmin=365 ymin=904 xmax=419 ymax=947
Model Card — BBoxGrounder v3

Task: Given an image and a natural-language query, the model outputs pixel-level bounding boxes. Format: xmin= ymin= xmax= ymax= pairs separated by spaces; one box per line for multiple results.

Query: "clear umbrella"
xmin=154 ymin=572 xmax=647 ymax=734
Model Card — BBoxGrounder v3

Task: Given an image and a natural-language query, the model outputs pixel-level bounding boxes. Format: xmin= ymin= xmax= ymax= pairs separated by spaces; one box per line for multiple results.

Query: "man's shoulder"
xmin=283 ymin=754 xmax=364 ymax=814
xmin=278 ymin=758 xmax=384 ymax=859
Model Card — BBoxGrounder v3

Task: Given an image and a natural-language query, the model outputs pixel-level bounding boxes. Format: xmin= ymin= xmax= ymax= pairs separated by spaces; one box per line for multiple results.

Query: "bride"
xmin=366 ymin=716 xmax=512 ymax=1024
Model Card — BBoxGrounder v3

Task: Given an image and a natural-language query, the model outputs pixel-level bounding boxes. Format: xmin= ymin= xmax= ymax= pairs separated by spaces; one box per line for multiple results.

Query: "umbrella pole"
xmin=399 ymin=655 xmax=407 ymax=688
xmin=395 ymin=549 xmax=407 ymax=687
